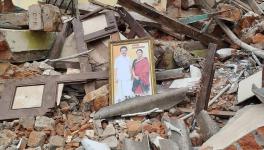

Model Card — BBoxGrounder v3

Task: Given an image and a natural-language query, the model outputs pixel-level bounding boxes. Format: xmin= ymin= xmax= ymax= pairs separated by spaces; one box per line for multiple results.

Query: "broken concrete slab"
xmin=27 ymin=131 xmax=46 ymax=148
xmin=159 ymin=139 xmax=179 ymax=150
xmin=0 ymin=29 xmax=56 ymax=53
xmin=197 ymin=110 xmax=220 ymax=141
xmin=163 ymin=118 xmax=192 ymax=150
xmin=202 ymin=104 xmax=264 ymax=149
xmin=94 ymin=88 xmax=187 ymax=119
xmin=237 ymin=70 xmax=262 ymax=104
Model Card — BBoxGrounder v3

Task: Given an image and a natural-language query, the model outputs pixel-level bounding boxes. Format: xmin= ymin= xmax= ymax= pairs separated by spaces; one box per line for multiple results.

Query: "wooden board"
xmin=202 ymin=104 xmax=264 ymax=149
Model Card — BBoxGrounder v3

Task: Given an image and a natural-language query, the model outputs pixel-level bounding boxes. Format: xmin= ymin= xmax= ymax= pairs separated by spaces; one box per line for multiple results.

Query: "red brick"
xmin=252 ymin=33 xmax=264 ymax=44
xmin=93 ymin=95 xmax=109 ymax=111
xmin=238 ymin=133 xmax=262 ymax=150
xmin=126 ymin=121 xmax=141 ymax=137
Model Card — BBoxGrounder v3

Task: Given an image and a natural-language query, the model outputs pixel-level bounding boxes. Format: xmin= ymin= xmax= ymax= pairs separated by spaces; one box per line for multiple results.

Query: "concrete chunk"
xmin=94 ymin=88 xmax=187 ymax=119
xmin=197 ymin=110 xmax=220 ymax=141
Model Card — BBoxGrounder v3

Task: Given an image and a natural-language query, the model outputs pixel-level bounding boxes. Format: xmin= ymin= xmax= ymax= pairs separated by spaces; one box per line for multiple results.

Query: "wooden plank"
xmin=202 ymin=104 xmax=264 ymax=149
xmin=195 ymin=43 xmax=217 ymax=116
xmin=117 ymin=7 xmax=150 ymax=38
xmin=72 ymin=0 xmax=95 ymax=94
xmin=156 ymin=69 xmax=184 ymax=81
xmin=117 ymin=0 xmax=225 ymax=47
xmin=80 ymin=7 xmax=104 ymax=20
xmin=48 ymin=22 xmax=72 ymax=62
xmin=28 ymin=4 xmax=43 ymax=31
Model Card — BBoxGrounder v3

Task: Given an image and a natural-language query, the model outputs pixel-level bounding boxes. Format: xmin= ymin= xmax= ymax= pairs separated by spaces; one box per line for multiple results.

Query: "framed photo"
xmin=109 ymin=38 xmax=156 ymax=104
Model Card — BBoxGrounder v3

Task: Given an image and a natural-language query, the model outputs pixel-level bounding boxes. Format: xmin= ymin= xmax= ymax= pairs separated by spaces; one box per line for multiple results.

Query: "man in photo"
xmin=114 ymin=46 xmax=134 ymax=103
xmin=132 ymin=49 xmax=150 ymax=96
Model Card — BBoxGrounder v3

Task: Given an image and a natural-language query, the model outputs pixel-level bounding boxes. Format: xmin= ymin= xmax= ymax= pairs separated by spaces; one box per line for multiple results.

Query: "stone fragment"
xmin=83 ymin=85 xmax=109 ymax=103
xmin=55 ymin=123 xmax=64 ymax=136
xmin=173 ymin=47 xmax=193 ymax=68
xmin=35 ymin=116 xmax=55 ymax=130
xmin=93 ymin=95 xmax=109 ymax=111
xmin=17 ymin=137 xmax=27 ymax=150
xmin=19 ymin=117 xmax=35 ymax=129
xmin=85 ymin=130 xmax=95 ymax=138
xmin=216 ymin=48 xmax=233 ymax=60
xmin=67 ymin=114 xmax=83 ymax=127
xmin=197 ymin=110 xmax=220 ymax=141
xmin=0 ymin=130 xmax=17 ymax=149
xmin=27 ymin=131 xmax=46 ymax=148
xmin=49 ymin=135 xmax=65 ymax=147
xmin=0 ymin=62 xmax=10 ymax=75
xmin=59 ymin=101 xmax=70 ymax=113
xmin=217 ymin=3 xmax=242 ymax=22
xmin=252 ymin=33 xmax=264 ymax=44
xmin=101 ymin=136 xmax=118 ymax=149
xmin=126 ymin=121 xmax=141 ymax=137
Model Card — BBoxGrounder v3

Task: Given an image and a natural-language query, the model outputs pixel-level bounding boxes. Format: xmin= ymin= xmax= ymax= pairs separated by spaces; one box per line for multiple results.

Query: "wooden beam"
xmin=72 ymin=0 xmax=95 ymax=94
xmin=262 ymin=64 xmax=264 ymax=87
xmin=117 ymin=0 xmax=225 ymax=47
xmin=48 ymin=22 xmax=72 ymax=62
xmin=195 ymin=43 xmax=217 ymax=116
xmin=116 ymin=7 xmax=150 ymax=38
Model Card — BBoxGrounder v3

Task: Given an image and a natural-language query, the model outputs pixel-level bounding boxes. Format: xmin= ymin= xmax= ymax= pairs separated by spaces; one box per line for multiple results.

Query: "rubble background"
xmin=1 ymin=0 xmax=264 ymax=149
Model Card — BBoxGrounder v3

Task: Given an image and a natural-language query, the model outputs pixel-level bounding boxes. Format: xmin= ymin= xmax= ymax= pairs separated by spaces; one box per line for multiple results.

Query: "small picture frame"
xmin=109 ymin=38 xmax=156 ymax=104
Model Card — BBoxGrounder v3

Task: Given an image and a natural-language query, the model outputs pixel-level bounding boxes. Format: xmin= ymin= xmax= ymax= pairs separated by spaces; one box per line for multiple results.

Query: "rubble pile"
xmin=1 ymin=0 xmax=264 ymax=149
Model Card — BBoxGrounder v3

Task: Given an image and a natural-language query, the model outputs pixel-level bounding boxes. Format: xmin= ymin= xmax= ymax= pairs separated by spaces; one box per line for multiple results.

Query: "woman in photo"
xmin=132 ymin=49 xmax=150 ymax=96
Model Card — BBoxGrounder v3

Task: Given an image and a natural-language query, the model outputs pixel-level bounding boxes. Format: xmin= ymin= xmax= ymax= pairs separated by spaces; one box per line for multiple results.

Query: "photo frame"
xmin=109 ymin=38 xmax=156 ymax=104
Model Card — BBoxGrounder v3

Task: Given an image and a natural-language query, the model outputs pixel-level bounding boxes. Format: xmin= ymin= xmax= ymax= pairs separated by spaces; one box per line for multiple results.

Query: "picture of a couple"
xmin=110 ymin=39 xmax=155 ymax=104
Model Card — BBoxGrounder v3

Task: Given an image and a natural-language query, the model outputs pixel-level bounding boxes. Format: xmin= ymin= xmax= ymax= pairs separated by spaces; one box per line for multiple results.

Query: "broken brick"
xmin=126 ymin=120 xmax=142 ymax=137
